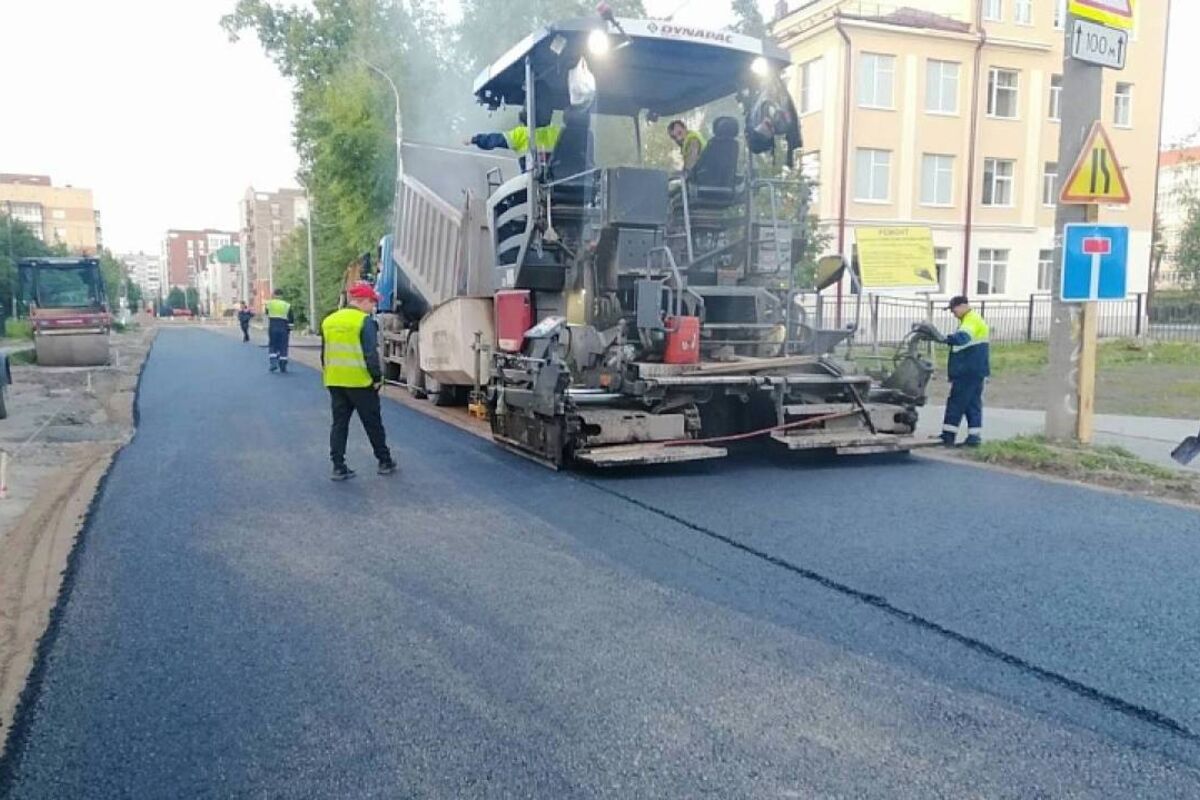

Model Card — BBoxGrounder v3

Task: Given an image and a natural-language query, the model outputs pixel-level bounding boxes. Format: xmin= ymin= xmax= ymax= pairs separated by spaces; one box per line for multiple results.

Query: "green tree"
xmin=1173 ymin=198 xmax=1200 ymax=292
xmin=223 ymin=0 xmax=443 ymax=321
xmin=166 ymin=287 xmax=187 ymax=310
xmin=127 ymin=282 xmax=144 ymax=311
xmin=271 ymin=225 xmax=312 ymax=327
xmin=0 ymin=216 xmax=52 ymax=317
xmin=730 ymin=0 xmax=768 ymax=38
xmin=98 ymin=250 xmax=128 ymax=305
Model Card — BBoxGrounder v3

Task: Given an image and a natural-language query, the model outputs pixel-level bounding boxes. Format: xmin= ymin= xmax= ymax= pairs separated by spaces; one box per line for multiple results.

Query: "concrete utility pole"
xmin=1045 ymin=10 xmax=1105 ymax=441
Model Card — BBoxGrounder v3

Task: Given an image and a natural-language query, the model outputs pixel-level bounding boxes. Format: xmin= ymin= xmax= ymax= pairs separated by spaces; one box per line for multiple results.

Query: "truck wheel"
xmin=403 ymin=339 xmax=425 ymax=398
xmin=425 ymin=375 xmax=455 ymax=407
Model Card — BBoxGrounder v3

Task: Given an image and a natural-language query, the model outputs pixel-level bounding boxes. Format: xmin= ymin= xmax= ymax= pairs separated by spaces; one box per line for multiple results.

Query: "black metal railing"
xmin=793 ymin=292 xmax=1200 ymax=347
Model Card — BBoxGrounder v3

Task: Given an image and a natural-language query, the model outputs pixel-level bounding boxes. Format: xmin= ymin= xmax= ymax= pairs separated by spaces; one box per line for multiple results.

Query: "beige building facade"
xmin=774 ymin=0 xmax=1165 ymax=299
xmin=0 ymin=174 xmax=101 ymax=254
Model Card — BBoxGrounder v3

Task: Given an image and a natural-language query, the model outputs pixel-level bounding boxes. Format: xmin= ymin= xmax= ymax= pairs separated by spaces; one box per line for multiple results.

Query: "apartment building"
xmin=162 ymin=229 xmax=238 ymax=292
xmin=1155 ymin=147 xmax=1199 ymax=289
xmin=117 ymin=251 xmax=164 ymax=303
xmin=201 ymin=245 xmax=242 ymax=315
xmin=0 ymin=173 xmax=101 ymax=254
xmin=773 ymin=0 xmax=1166 ymax=299
xmin=240 ymin=187 xmax=308 ymax=307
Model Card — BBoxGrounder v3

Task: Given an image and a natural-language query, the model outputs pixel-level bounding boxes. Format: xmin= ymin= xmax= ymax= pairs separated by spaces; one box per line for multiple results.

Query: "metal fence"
xmin=795 ymin=293 xmax=1200 ymax=347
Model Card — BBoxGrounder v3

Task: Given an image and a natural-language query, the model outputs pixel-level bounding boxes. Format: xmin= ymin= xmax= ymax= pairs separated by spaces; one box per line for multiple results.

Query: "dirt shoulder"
xmin=0 ymin=326 xmax=155 ymax=749
xmin=932 ymin=435 xmax=1200 ymax=509
xmin=924 ymin=340 xmax=1200 ymax=417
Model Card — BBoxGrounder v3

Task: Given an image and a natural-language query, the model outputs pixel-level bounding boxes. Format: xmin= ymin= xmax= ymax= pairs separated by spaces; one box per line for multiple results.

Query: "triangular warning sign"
xmin=1060 ymin=122 xmax=1131 ymax=205
xmin=1068 ymin=0 xmax=1135 ymax=30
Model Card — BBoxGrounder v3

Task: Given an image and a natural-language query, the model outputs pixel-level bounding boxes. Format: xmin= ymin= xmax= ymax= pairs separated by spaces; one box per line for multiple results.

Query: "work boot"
xmin=940 ymin=433 xmax=956 ymax=447
xmin=269 ymin=357 xmax=278 ymax=373
xmin=964 ymin=435 xmax=983 ymax=448
xmin=377 ymin=459 xmax=398 ymax=476
xmin=331 ymin=464 xmax=356 ymax=481
xmin=279 ymin=359 xmax=288 ymax=374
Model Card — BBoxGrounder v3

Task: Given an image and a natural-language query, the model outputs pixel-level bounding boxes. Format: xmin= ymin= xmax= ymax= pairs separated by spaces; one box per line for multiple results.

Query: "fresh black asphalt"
xmin=3 ymin=328 xmax=1200 ymax=798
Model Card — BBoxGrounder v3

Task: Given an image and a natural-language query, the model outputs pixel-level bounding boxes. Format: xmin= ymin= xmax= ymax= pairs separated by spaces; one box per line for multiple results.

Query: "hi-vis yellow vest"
xmin=322 ymin=308 xmax=372 ymax=388
xmin=265 ymin=298 xmax=291 ymax=319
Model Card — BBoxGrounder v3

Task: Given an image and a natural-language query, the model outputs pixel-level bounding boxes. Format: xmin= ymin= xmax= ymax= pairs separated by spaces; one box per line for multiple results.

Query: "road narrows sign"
xmin=1060 ymin=122 xmax=1132 ymax=205
xmin=1068 ymin=0 xmax=1135 ymax=30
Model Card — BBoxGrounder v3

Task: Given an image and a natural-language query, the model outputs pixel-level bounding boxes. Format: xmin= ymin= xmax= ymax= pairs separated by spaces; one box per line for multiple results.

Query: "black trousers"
xmin=239 ymin=321 xmax=250 ymax=341
xmin=329 ymin=387 xmax=391 ymax=466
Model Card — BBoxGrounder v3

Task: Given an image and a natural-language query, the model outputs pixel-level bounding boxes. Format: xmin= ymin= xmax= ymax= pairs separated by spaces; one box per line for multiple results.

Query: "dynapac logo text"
xmin=655 ymin=24 xmax=734 ymax=44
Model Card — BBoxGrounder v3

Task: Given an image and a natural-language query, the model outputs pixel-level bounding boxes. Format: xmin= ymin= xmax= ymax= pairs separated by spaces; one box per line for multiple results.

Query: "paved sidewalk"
xmin=920 ymin=405 xmax=1199 ymax=472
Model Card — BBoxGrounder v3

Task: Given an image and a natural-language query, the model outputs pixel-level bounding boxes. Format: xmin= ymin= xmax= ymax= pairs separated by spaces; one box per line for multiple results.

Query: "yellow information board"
xmin=855 ymin=227 xmax=939 ymax=289
xmin=1068 ymin=0 xmax=1134 ymax=31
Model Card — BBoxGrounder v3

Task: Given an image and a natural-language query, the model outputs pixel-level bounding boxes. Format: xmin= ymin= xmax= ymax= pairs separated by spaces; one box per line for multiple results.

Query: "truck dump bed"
xmin=380 ymin=142 xmax=516 ymax=318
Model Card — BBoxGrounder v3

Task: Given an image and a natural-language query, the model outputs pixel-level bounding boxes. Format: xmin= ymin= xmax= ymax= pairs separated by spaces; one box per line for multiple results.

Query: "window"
xmin=270 ymin=203 xmax=281 ymax=217
xmin=987 ymin=68 xmax=1019 ymax=118
xmin=801 ymin=151 xmax=821 ymax=184
xmin=1049 ymin=74 xmax=1062 ymax=121
xmin=1042 ymin=162 xmax=1058 ymax=206
xmin=51 ymin=209 xmax=66 ymax=220
xmin=983 ymin=0 xmax=1002 ymax=20
xmin=1014 ymin=0 xmax=1032 ymax=24
xmin=1037 ymin=249 xmax=1054 ymax=292
xmin=977 ymin=249 xmax=1008 ymax=295
xmin=982 ymin=158 xmax=1015 ymax=206
xmin=1054 ymin=0 xmax=1067 ymax=28
xmin=926 ymin=60 xmax=960 ymax=114
xmin=858 ymin=53 xmax=895 ymax=109
xmin=921 ymin=154 xmax=955 ymax=205
xmin=1114 ymin=83 xmax=1133 ymax=127
xmin=855 ymin=148 xmax=891 ymax=201
xmin=799 ymin=58 xmax=824 ymax=114
xmin=934 ymin=247 xmax=951 ymax=293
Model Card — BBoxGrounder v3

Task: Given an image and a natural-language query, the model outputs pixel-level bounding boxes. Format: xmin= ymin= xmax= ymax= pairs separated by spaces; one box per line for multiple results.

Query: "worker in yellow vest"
xmin=264 ymin=289 xmax=295 ymax=373
xmin=667 ymin=120 xmax=705 ymax=174
xmin=466 ymin=109 xmax=561 ymax=172
xmin=321 ymin=281 xmax=396 ymax=481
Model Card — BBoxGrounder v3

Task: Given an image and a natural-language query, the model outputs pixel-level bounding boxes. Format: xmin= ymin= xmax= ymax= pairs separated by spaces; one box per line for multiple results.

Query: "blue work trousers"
xmin=267 ymin=320 xmax=290 ymax=368
xmin=943 ymin=376 xmax=984 ymax=440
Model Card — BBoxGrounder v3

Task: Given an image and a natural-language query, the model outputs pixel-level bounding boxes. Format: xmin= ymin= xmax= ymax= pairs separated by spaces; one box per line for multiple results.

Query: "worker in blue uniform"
xmin=938 ymin=295 xmax=990 ymax=447
xmin=264 ymin=289 xmax=295 ymax=373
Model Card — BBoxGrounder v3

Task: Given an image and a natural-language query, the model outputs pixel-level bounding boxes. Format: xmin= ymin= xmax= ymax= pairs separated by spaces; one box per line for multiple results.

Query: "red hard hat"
xmin=348 ymin=281 xmax=380 ymax=301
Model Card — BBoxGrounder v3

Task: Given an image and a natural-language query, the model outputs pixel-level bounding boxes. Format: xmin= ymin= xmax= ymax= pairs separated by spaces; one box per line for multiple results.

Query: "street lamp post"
xmin=304 ymin=186 xmax=316 ymax=334
xmin=357 ymin=56 xmax=404 ymax=241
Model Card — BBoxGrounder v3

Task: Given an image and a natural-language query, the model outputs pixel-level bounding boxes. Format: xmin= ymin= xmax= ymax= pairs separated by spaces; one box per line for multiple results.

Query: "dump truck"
xmin=17 ymin=257 xmax=112 ymax=367
xmin=376 ymin=13 xmax=935 ymax=467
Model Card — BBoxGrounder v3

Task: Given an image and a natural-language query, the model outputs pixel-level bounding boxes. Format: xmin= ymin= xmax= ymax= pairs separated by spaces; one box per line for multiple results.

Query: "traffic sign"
xmin=1068 ymin=0 xmax=1135 ymax=31
xmin=1060 ymin=122 xmax=1131 ymax=204
xmin=1061 ymin=224 xmax=1129 ymax=302
xmin=1070 ymin=18 xmax=1127 ymax=69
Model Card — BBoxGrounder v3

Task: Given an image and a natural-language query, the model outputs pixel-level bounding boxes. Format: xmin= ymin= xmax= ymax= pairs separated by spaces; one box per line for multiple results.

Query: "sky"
xmin=0 ymin=0 xmax=1193 ymax=255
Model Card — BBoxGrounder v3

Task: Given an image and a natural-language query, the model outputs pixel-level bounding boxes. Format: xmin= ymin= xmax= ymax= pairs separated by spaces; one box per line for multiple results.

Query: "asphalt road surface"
xmin=3 ymin=328 xmax=1200 ymax=798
